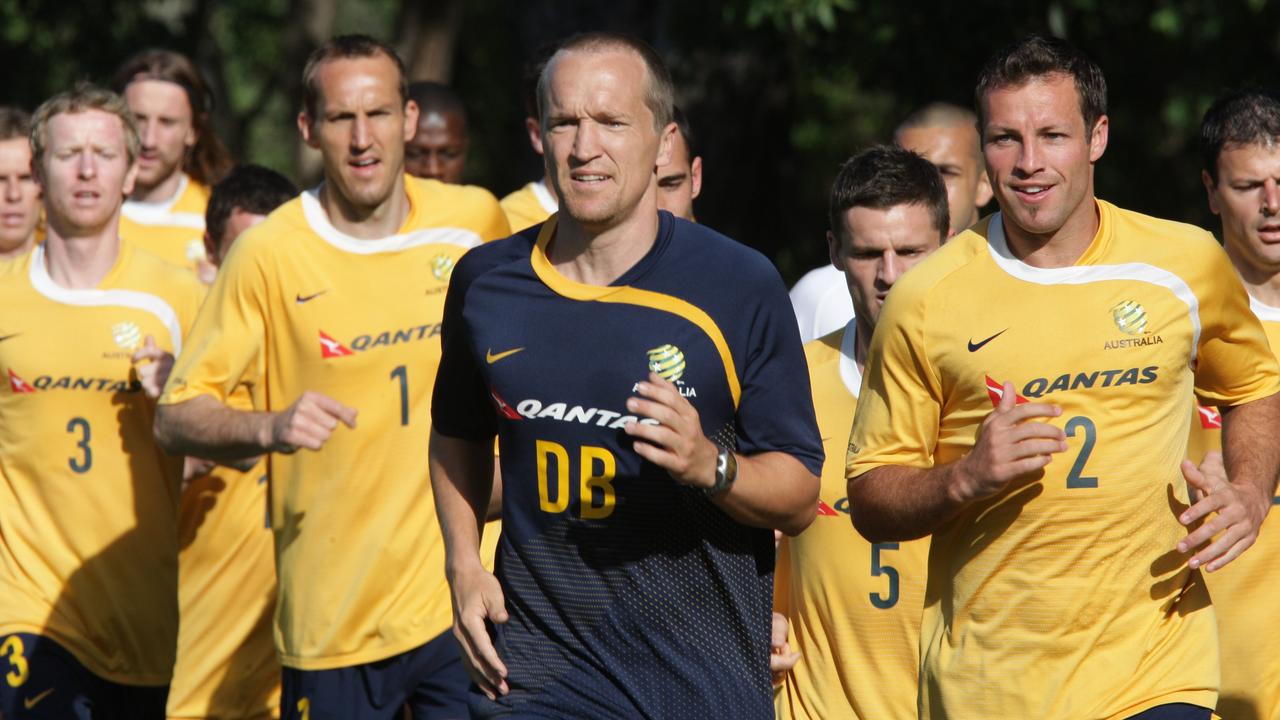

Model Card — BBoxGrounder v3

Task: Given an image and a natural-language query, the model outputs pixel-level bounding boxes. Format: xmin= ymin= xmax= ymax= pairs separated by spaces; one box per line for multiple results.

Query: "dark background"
xmin=4 ymin=0 xmax=1278 ymax=282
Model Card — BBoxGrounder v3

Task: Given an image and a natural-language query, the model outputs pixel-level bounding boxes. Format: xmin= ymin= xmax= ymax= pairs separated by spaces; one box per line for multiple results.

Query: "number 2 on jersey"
xmin=67 ymin=417 xmax=92 ymax=473
xmin=1064 ymin=415 xmax=1098 ymax=489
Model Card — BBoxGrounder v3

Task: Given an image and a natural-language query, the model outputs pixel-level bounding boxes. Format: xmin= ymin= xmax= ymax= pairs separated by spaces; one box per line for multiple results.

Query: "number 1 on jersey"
xmin=390 ymin=365 xmax=409 ymax=426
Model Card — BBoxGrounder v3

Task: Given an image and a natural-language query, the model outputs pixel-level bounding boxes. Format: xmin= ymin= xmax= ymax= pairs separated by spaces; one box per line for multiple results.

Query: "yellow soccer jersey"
xmin=167 ymin=378 xmax=280 ymax=719
xmin=775 ymin=322 xmax=928 ymax=720
xmin=847 ymin=200 xmax=1280 ymax=720
xmin=1194 ymin=298 xmax=1280 ymax=720
xmin=120 ymin=173 xmax=210 ymax=274
xmin=0 ymin=241 xmax=203 ymax=685
xmin=499 ymin=180 xmax=556 ymax=233
xmin=161 ymin=175 xmax=509 ymax=670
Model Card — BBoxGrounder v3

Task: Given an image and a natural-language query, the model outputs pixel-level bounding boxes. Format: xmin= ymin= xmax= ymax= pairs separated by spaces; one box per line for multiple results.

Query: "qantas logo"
xmin=984 ymin=375 xmax=1028 ymax=406
xmin=491 ymin=389 xmax=522 ymax=419
xmin=816 ymin=497 xmax=851 ymax=517
xmin=317 ymin=324 xmax=443 ymax=359
xmin=985 ymin=366 xmax=1159 ymax=403
xmin=1196 ymin=404 xmax=1222 ymax=430
xmin=8 ymin=369 xmax=35 ymax=393
xmin=7 ymin=369 xmax=141 ymax=394
xmin=318 ymin=331 xmax=353 ymax=358
xmin=510 ymin=397 xmax=659 ymax=429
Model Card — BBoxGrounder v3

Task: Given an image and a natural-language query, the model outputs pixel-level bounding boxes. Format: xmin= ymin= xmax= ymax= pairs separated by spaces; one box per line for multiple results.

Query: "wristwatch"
xmin=704 ymin=445 xmax=738 ymax=497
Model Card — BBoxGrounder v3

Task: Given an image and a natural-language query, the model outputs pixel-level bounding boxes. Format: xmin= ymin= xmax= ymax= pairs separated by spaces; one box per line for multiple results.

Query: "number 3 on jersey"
xmin=67 ymin=417 xmax=92 ymax=473
xmin=536 ymin=440 xmax=616 ymax=519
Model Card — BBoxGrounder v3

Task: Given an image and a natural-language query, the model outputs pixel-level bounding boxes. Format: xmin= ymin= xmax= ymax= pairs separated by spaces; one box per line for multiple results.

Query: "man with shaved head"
xmin=430 ymin=31 xmax=821 ymax=719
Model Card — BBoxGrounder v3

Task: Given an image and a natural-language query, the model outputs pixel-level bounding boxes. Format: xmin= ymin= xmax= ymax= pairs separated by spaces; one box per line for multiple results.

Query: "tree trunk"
xmin=397 ymin=0 xmax=462 ymax=83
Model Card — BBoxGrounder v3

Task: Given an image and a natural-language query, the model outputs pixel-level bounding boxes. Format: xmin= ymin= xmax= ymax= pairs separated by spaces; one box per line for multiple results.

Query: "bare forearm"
xmin=1222 ymin=391 xmax=1280 ymax=499
xmin=712 ymin=451 xmax=819 ymax=536
xmin=846 ymin=463 xmax=967 ymax=542
xmin=486 ymin=458 xmax=503 ymax=522
xmin=430 ymin=430 xmax=496 ymax=574
xmin=155 ymin=394 xmax=272 ymax=460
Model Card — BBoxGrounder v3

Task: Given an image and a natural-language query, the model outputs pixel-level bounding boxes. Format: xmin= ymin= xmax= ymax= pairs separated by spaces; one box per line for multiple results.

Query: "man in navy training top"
xmin=428 ymin=31 xmax=823 ymax=720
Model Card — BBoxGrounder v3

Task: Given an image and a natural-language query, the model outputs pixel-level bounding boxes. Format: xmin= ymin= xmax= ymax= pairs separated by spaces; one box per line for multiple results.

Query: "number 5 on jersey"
xmin=537 ymin=440 xmax=617 ymax=519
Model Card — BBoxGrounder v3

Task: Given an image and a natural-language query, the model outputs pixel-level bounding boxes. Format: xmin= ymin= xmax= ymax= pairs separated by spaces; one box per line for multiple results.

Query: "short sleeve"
xmin=1192 ymin=244 xmax=1280 ymax=407
xmin=845 ymin=281 xmax=942 ymax=479
xmin=160 ymin=233 xmax=268 ymax=407
xmin=430 ymin=251 xmax=499 ymax=440
xmin=733 ymin=268 xmax=824 ymax=477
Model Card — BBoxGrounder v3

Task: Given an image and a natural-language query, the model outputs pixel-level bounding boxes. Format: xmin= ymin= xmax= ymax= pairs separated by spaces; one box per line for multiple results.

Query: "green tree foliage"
xmin=3 ymin=0 xmax=1277 ymax=281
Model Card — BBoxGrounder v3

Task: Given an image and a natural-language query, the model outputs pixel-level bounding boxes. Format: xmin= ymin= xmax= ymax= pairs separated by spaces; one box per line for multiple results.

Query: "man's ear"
xmin=525 ymin=117 xmax=544 ymax=156
xmin=1202 ymin=169 xmax=1222 ymax=216
xmin=1087 ymin=115 xmax=1109 ymax=163
xmin=654 ymin=122 xmax=676 ymax=170
xmin=297 ymin=111 xmax=319 ymax=149
xmin=403 ymin=99 xmax=420 ymax=142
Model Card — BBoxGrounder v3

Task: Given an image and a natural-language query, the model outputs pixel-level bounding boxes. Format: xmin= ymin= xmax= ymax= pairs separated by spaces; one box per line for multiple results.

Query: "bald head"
xmin=894 ymin=102 xmax=992 ymax=235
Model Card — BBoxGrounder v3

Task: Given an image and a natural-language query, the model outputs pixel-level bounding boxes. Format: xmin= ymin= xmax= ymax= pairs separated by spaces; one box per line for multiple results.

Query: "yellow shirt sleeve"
xmin=1192 ymin=246 xmax=1280 ymax=406
xmin=161 ymin=229 xmax=268 ymax=406
xmin=846 ymin=277 xmax=943 ymax=478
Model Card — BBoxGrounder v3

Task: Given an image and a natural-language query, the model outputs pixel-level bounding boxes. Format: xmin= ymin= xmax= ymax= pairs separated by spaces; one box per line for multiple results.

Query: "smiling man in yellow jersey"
xmin=114 ymin=49 xmax=233 ymax=280
xmin=0 ymin=84 xmax=204 ymax=719
xmin=166 ymin=165 xmax=297 ymax=720
xmin=1188 ymin=89 xmax=1280 ymax=720
xmin=846 ymin=36 xmax=1280 ymax=720
xmin=775 ymin=144 xmax=946 ymax=720
xmin=155 ymin=35 xmax=508 ymax=720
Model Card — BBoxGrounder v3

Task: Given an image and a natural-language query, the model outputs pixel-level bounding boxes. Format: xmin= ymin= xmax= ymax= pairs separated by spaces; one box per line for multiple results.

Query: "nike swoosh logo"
xmin=486 ymin=347 xmax=525 ymax=364
xmin=24 ymin=687 xmax=54 ymax=709
xmin=967 ymin=329 xmax=1008 ymax=352
xmin=295 ymin=290 xmax=329 ymax=304
xmin=0 ymin=333 xmax=19 ymax=342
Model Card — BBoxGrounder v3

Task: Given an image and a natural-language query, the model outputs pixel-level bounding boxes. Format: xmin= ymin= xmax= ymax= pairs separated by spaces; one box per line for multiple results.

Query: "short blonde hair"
xmin=30 ymin=83 xmax=141 ymax=170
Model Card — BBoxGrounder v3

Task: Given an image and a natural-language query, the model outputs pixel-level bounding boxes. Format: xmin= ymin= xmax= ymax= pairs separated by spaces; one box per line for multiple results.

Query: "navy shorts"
xmin=281 ymin=630 xmax=470 ymax=720
xmin=0 ymin=633 xmax=167 ymax=719
xmin=1127 ymin=704 xmax=1212 ymax=720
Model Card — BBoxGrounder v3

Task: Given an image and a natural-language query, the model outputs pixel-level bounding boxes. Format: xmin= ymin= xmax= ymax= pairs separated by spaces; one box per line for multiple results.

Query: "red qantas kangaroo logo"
xmin=318 ymin=331 xmax=354 ymax=358
xmin=984 ymin=375 xmax=1028 ymax=407
xmin=8 ymin=369 xmax=36 ymax=393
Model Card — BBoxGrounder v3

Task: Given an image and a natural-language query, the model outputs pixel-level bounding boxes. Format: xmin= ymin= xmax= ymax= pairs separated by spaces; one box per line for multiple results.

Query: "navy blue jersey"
xmin=432 ymin=212 xmax=823 ymax=719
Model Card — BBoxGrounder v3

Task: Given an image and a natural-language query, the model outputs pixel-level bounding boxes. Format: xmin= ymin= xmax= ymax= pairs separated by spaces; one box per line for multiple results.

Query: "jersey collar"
xmin=837 ymin=318 xmax=861 ymax=398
